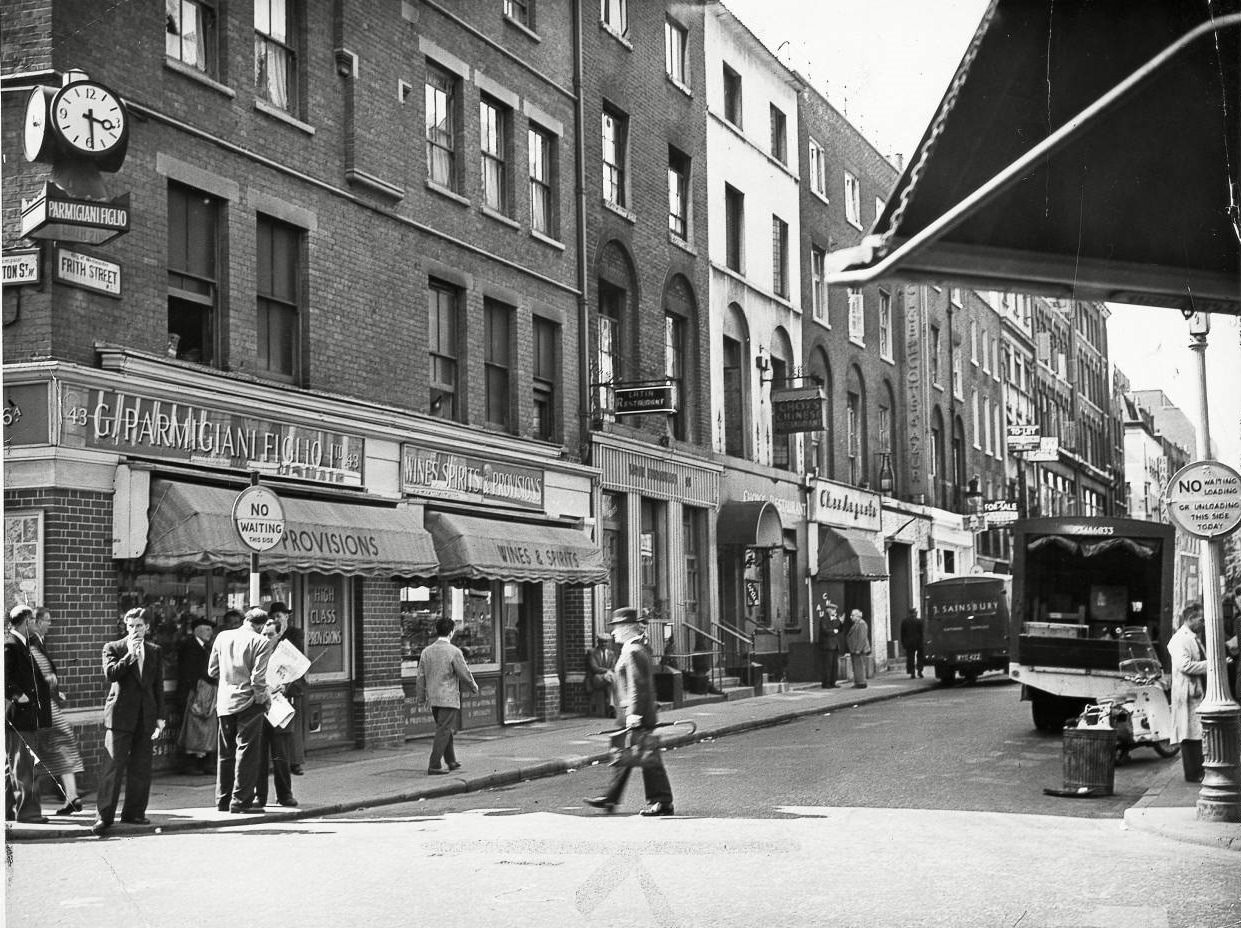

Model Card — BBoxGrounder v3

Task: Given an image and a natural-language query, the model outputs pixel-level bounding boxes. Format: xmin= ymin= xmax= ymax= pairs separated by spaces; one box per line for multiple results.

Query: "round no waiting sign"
xmin=1164 ymin=460 xmax=1241 ymax=539
xmin=232 ymin=485 xmax=286 ymax=552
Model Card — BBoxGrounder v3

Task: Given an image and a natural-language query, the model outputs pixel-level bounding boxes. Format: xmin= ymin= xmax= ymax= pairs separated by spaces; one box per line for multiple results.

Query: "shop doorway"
xmin=501 ymin=582 xmax=537 ymax=723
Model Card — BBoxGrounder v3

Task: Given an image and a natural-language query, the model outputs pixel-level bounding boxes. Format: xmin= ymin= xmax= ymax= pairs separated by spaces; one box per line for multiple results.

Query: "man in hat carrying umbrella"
xmin=583 ymin=607 xmax=674 ymax=817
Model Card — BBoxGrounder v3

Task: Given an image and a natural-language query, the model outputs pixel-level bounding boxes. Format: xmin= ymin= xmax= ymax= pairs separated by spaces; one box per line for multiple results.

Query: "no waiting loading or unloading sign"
xmin=1164 ymin=460 xmax=1241 ymax=539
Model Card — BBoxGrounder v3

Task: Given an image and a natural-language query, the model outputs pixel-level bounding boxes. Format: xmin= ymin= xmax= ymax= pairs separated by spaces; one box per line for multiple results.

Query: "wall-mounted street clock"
xmin=49 ymin=79 xmax=129 ymax=163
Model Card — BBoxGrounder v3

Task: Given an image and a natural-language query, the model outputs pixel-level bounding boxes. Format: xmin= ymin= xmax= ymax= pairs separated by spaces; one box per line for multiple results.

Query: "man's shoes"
xmin=91 ymin=819 xmax=110 ymax=836
xmin=427 ymin=767 xmax=450 ymax=775
xmin=120 ymin=816 xmax=151 ymax=826
xmin=447 ymin=761 xmax=462 ymax=771
xmin=852 ymin=683 xmax=868 ymax=689
xmin=290 ymin=765 xmax=304 ymax=776
xmin=55 ymin=798 xmax=83 ymax=815
xmin=18 ymin=816 xmax=49 ymax=825
xmin=918 ymin=672 xmax=924 ymax=678
xmin=639 ymin=802 xmax=674 ymax=817
xmin=216 ymin=801 xmax=230 ymax=812
xmin=277 ymin=798 xmax=299 ymax=808
xmin=254 ymin=799 xmax=266 ymax=808
xmin=229 ymin=803 xmax=262 ymax=814
xmin=583 ymin=797 xmax=617 ymax=813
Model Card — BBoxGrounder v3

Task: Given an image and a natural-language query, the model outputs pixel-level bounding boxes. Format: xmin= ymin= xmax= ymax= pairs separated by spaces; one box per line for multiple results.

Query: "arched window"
xmin=596 ymin=241 xmax=637 ymax=422
xmin=845 ymin=365 xmax=867 ymax=486
xmin=663 ymin=274 xmax=698 ymax=443
xmin=721 ymin=303 xmax=750 ymax=458
xmin=769 ymin=326 xmax=795 ymax=470
xmin=930 ymin=406 xmax=945 ymax=506
xmin=878 ymin=379 xmax=897 ymax=493
xmin=807 ymin=345 xmax=833 ymax=476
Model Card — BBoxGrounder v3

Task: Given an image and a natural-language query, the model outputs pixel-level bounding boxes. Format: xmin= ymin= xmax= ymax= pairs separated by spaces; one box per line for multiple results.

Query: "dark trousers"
xmin=819 ymin=649 xmax=840 ymax=687
xmin=6 ymin=726 xmax=43 ymax=822
xmin=287 ymin=692 xmax=306 ymax=767
xmin=904 ymin=646 xmax=924 ymax=676
xmin=256 ymin=721 xmax=294 ymax=805
xmin=95 ymin=720 xmax=154 ymax=824
xmin=1181 ymin=738 xmax=1204 ymax=782
xmin=604 ymin=730 xmax=673 ymax=807
xmin=429 ymin=706 xmax=460 ymax=770
xmin=216 ymin=703 xmax=265 ymax=808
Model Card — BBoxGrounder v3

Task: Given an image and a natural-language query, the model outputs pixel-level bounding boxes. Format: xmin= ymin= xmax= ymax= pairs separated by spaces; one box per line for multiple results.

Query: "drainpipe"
xmin=573 ymin=0 xmax=590 ymax=464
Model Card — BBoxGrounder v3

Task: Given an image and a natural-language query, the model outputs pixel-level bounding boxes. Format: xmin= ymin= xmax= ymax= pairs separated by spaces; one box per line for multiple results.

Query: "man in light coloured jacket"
xmin=209 ymin=607 xmax=272 ymax=812
xmin=416 ymin=616 xmax=478 ymax=775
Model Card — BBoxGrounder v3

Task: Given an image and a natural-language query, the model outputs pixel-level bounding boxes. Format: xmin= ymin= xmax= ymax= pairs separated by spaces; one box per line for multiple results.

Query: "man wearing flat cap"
xmin=583 ymin=607 xmax=675 ymax=816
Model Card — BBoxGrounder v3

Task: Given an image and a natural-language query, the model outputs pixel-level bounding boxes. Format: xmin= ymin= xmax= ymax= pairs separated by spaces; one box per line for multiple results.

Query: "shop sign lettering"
xmin=811 ymin=479 xmax=881 ymax=531
xmin=401 ymin=446 xmax=544 ymax=510
xmin=63 ymin=386 xmax=364 ymax=486
xmin=496 ymin=543 xmax=581 ymax=568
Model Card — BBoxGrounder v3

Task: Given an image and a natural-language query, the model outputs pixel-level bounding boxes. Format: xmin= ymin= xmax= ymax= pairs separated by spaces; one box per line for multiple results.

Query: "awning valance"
xmin=824 ymin=1 xmax=1241 ymax=315
xmin=817 ymin=527 xmax=888 ymax=581
xmin=717 ymin=501 xmax=784 ymax=548
xmin=424 ymin=511 xmax=607 ymax=585
xmin=143 ymin=480 xmax=438 ymax=578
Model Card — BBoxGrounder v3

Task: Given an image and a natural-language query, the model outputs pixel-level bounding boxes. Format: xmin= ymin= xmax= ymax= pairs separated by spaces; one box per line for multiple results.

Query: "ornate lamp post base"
xmin=1197 ymin=701 xmax=1241 ymax=823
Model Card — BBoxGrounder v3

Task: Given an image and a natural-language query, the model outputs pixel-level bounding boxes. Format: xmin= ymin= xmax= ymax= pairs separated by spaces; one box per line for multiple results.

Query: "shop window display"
xmin=400 ymin=581 xmax=497 ymax=666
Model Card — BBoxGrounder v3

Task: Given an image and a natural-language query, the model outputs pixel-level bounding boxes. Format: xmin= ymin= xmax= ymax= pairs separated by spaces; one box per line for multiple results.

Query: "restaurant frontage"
xmin=2 ymin=349 xmax=605 ymax=778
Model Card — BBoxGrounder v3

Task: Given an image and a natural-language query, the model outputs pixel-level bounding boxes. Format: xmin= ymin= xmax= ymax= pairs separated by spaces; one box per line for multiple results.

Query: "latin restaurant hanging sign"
xmin=401 ymin=444 xmax=545 ymax=511
xmin=58 ymin=384 xmax=365 ymax=486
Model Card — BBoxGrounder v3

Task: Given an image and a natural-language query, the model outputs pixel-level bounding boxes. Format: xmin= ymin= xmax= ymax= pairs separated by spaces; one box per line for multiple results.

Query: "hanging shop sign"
xmin=401 ymin=445 xmax=544 ymax=511
xmin=1006 ymin=424 xmax=1041 ymax=453
xmin=2 ymin=249 xmax=41 ymax=286
xmin=53 ymin=247 xmax=121 ymax=298
xmin=60 ymin=384 xmax=365 ymax=486
xmin=982 ymin=500 xmax=1020 ymax=525
xmin=20 ymin=183 xmax=130 ymax=245
xmin=1025 ymin=436 xmax=1060 ymax=462
xmin=771 ymin=385 xmax=826 ymax=435
xmin=614 ymin=382 xmax=678 ymax=416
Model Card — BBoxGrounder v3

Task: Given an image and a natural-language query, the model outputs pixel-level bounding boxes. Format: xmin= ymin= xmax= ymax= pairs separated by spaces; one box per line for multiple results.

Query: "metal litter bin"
xmin=1060 ymin=727 xmax=1117 ymax=796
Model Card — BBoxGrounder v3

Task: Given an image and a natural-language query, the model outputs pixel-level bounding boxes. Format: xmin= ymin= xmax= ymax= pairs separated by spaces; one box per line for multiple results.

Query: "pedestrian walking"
xmin=5 ymin=605 xmax=53 ymax=824
xmin=176 ymin=615 xmax=217 ymax=774
xmin=29 ymin=607 xmax=86 ymax=815
xmin=92 ymin=608 xmax=167 ymax=836
xmin=815 ymin=595 xmax=842 ymax=688
xmin=846 ymin=608 xmax=871 ymax=689
xmin=900 ymin=607 xmax=925 ymax=679
xmin=583 ymin=607 xmax=675 ymax=817
xmin=1168 ymin=602 xmax=1208 ymax=782
xmin=416 ymin=615 xmax=479 ymax=775
xmin=209 ymin=606 xmax=272 ymax=813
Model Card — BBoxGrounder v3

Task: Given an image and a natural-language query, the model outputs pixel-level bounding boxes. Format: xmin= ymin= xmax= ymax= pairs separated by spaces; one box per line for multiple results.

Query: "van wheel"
xmin=963 ymin=671 xmax=980 ymax=685
xmin=1031 ymin=691 xmax=1066 ymax=732
xmin=1153 ymin=740 xmax=1180 ymax=758
xmin=934 ymin=665 xmax=955 ymax=685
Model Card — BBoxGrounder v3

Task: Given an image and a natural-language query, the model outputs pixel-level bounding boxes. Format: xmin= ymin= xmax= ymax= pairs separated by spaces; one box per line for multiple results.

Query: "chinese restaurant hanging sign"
xmin=401 ymin=445 xmax=544 ymax=511
xmin=771 ymin=385 xmax=826 ymax=435
xmin=60 ymin=385 xmax=365 ymax=486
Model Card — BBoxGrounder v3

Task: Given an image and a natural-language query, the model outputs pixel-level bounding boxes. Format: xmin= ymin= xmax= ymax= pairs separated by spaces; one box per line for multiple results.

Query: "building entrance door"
xmin=501 ymin=583 xmax=536 ymax=723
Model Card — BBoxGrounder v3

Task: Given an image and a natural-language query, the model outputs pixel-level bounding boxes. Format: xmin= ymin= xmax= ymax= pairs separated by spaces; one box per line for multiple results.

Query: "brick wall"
xmin=351 ymin=579 xmax=405 ymax=747
xmin=558 ymin=584 xmax=593 ymax=715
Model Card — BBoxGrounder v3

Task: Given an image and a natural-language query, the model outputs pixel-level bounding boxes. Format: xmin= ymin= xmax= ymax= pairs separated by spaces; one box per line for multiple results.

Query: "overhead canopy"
xmin=817 ymin=527 xmax=889 ymax=581
xmin=826 ymin=0 xmax=1241 ymax=314
xmin=717 ymin=501 xmax=784 ymax=548
xmin=424 ymin=511 xmax=607 ymax=585
xmin=143 ymin=480 xmax=438 ymax=578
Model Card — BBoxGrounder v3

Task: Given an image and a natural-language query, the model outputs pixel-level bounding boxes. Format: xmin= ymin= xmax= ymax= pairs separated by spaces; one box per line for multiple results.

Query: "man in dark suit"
xmin=900 ymin=607 xmax=925 ymax=679
xmin=177 ymin=616 xmax=217 ymax=774
xmin=815 ymin=595 xmax=843 ymax=688
xmin=269 ymin=603 xmax=307 ymax=775
xmin=92 ymin=608 xmax=166 ymax=836
xmin=6 ymin=604 xmax=53 ymax=824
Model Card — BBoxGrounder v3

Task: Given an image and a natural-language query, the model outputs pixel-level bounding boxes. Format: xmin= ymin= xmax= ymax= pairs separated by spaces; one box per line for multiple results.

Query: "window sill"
xmin=666 ymin=74 xmax=692 ymax=98
xmin=426 ymin=180 xmax=471 ymax=207
xmin=849 ymin=335 xmax=866 ymax=348
xmin=811 ymin=189 xmax=830 ymax=207
xmin=164 ymin=58 xmax=235 ymax=98
xmin=881 ymin=353 xmax=895 ymax=365
xmin=669 ymin=231 xmax=696 ymax=256
xmin=599 ymin=21 xmax=633 ymax=50
xmin=531 ymin=229 xmax=566 ymax=250
xmin=602 ymin=198 xmax=636 ymax=223
xmin=844 ymin=216 xmax=863 ymax=232
xmin=481 ymin=205 xmax=521 ymax=230
xmin=503 ymin=14 xmax=541 ymax=42
xmin=254 ymin=98 xmax=315 ymax=135
xmin=812 ymin=315 xmax=830 ymax=330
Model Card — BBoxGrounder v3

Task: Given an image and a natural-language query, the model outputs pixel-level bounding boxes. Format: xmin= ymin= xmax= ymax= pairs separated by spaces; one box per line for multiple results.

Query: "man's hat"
xmin=268 ymin=601 xmax=291 ymax=615
xmin=608 ymin=606 xmax=643 ymax=627
xmin=190 ymin=615 xmax=215 ymax=630
xmin=908 ymin=607 xmax=919 ymax=617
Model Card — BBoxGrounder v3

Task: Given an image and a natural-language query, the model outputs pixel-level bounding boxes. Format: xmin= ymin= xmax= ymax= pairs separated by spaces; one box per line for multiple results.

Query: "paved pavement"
xmin=7 ymin=670 xmax=1239 ymax=850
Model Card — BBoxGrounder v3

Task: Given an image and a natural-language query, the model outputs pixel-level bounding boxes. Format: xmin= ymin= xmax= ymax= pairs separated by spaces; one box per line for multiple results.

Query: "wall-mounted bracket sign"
xmin=21 ymin=183 xmax=130 ymax=245
xmin=53 ymin=247 xmax=121 ymax=297
xmin=2 ymin=249 xmax=41 ymax=286
xmin=614 ymin=382 xmax=678 ymax=416
xmin=772 ymin=385 xmax=826 ymax=435
xmin=1164 ymin=460 xmax=1241 ymax=539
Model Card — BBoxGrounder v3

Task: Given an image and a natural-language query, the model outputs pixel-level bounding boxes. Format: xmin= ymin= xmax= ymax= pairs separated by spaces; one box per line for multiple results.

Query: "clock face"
xmin=23 ymin=86 xmax=49 ymax=162
xmin=52 ymin=81 xmax=126 ymax=156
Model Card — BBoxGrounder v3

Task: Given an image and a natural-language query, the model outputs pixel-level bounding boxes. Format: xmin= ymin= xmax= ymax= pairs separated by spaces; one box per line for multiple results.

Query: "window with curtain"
xmin=425 ymin=63 xmax=458 ymax=190
xmin=480 ymin=96 xmax=508 ymax=213
xmin=665 ymin=17 xmax=687 ymax=84
xmin=167 ymin=182 xmax=220 ymax=365
xmin=879 ymin=289 xmax=892 ymax=358
xmin=847 ymin=391 xmax=862 ymax=485
xmin=601 ymin=106 xmax=628 ymax=207
xmin=848 ymin=289 xmax=865 ymax=342
xmin=844 ymin=171 xmax=861 ymax=228
xmin=811 ymin=246 xmax=827 ymax=322
xmin=600 ymin=0 xmax=627 ymax=36
xmin=256 ymin=214 xmax=300 ymax=381
xmin=532 ymin=317 xmax=558 ymax=441
xmin=597 ymin=281 xmax=625 ymax=419
xmin=504 ymin=0 xmax=530 ymax=27
xmin=167 ymin=0 xmax=216 ymax=76
xmin=668 ymin=146 xmax=690 ymax=239
xmin=428 ymin=280 xmax=460 ymax=420
xmin=528 ymin=125 xmax=555 ymax=236
xmin=254 ymin=0 xmax=298 ymax=113
xmin=665 ymin=313 xmax=686 ymax=440
xmin=809 ymin=138 xmax=826 ymax=196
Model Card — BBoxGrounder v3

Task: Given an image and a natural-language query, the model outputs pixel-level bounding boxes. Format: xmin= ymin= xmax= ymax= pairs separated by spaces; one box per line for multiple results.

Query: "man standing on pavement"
xmin=209 ymin=606 xmax=272 ymax=813
xmin=92 ymin=608 xmax=166 ymax=835
xmin=583 ymin=607 xmax=675 ymax=817
xmin=177 ymin=615 xmax=217 ymax=774
xmin=900 ymin=607 xmax=925 ymax=679
xmin=416 ymin=616 xmax=479 ymax=775
xmin=846 ymin=608 xmax=871 ymax=689
xmin=5 ymin=605 xmax=53 ymax=824
xmin=268 ymin=602 xmax=308 ymax=775
xmin=815 ymin=596 xmax=843 ymax=688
